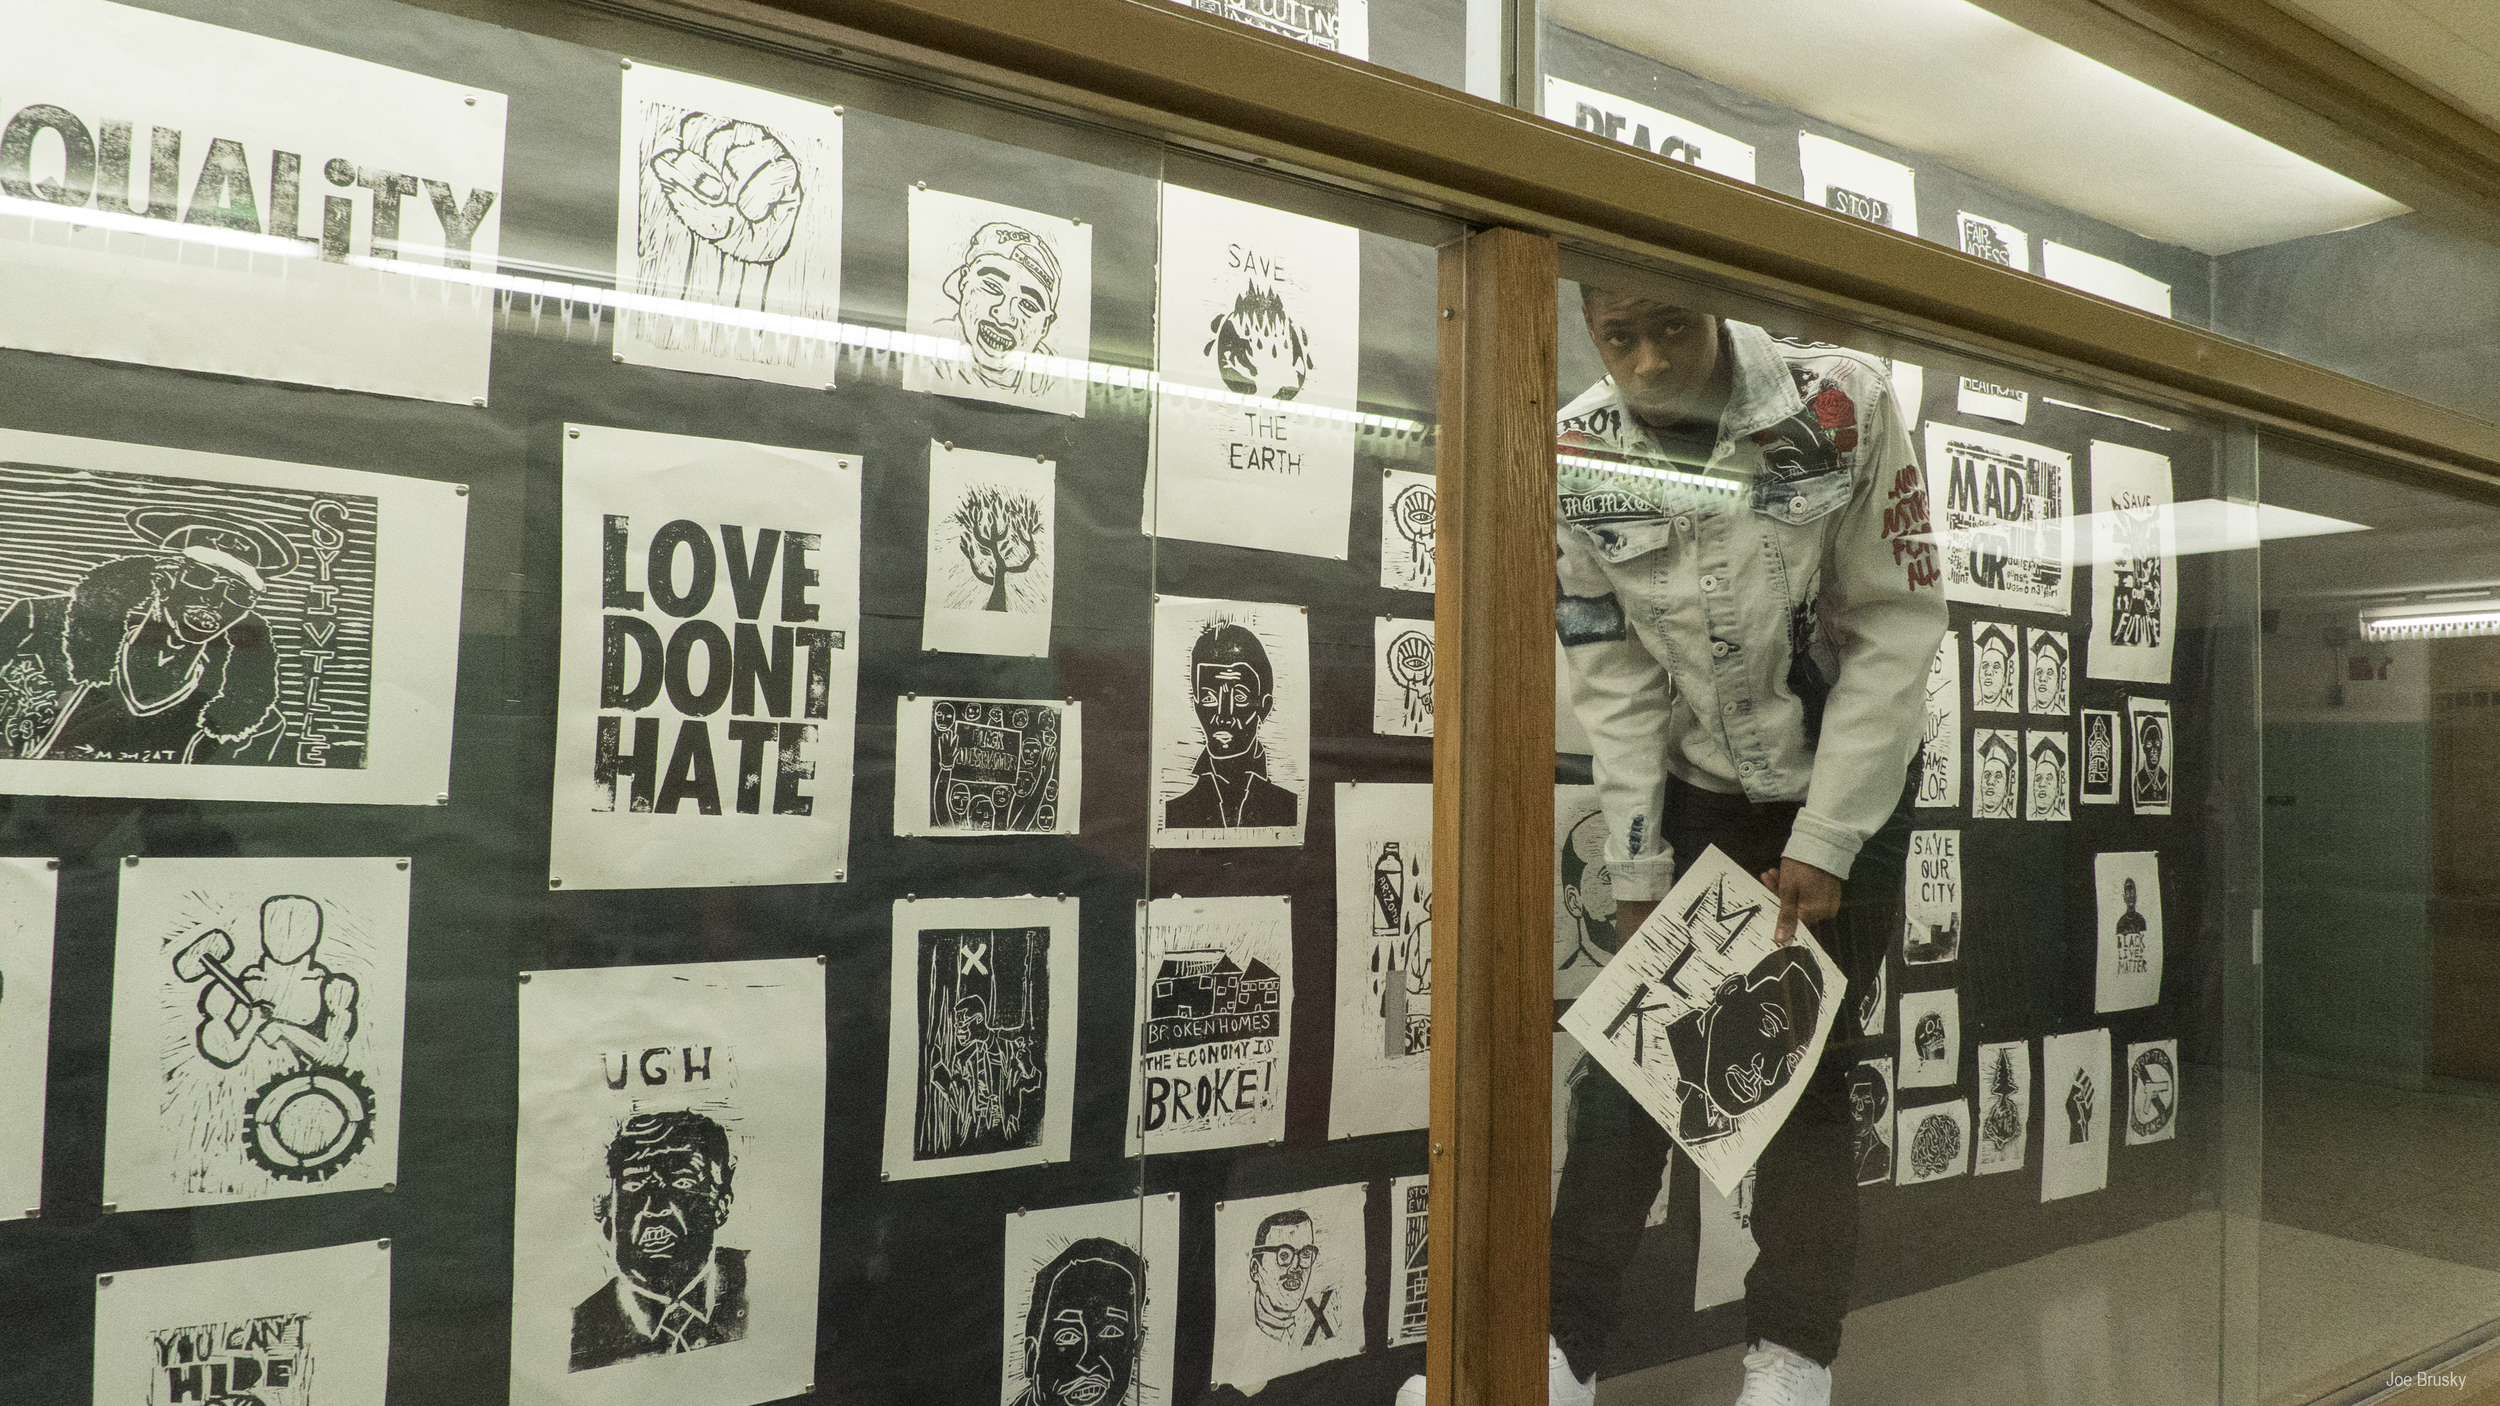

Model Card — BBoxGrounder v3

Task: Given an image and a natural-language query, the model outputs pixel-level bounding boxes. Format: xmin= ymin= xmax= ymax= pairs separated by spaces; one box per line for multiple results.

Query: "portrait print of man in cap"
xmin=0 ymin=505 xmax=295 ymax=764
xmin=940 ymin=221 xmax=1065 ymax=398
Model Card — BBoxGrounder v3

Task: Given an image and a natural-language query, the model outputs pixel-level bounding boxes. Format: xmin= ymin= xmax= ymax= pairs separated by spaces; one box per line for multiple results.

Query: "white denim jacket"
xmin=1555 ymin=321 xmax=1947 ymax=900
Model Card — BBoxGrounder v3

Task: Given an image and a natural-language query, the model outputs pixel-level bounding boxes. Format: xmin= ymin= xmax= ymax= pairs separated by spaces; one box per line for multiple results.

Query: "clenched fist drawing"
xmin=2066 ymin=1068 xmax=2096 ymax=1144
xmin=647 ymin=111 xmax=803 ymax=300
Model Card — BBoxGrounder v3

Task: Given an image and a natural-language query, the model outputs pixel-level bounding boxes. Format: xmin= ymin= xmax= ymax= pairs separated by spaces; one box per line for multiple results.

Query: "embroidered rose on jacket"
xmin=1809 ymin=383 xmax=1859 ymax=452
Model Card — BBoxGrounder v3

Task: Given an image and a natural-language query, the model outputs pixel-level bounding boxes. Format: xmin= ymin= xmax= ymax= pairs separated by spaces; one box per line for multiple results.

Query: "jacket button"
xmin=1711 ymin=641 xmax=1731 ymax=658
xmin=1677 ymin=516 xmax=1693 ymax=531
xmin=1789 ymin=496 xmax=1809 ymax=515
xmin=1700 ymin=574 xmax=1720 ymax=591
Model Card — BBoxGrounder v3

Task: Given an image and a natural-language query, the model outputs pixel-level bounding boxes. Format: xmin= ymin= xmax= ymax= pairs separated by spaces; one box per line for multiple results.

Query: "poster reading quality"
xmin=551 ymin=425 xmax=861 ymax=890
xmin=0 ymin=0 xmax=507 ymax=404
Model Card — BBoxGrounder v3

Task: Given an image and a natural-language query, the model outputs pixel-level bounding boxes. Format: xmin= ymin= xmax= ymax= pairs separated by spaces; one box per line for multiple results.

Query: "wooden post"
xmin=1426 ymin=225 xmax=1559 ymax=1404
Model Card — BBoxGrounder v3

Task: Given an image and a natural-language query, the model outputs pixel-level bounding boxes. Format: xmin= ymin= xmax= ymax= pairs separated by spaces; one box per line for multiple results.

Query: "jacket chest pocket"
xmin=1752 ymin=468 xmax=1853 ymax=526
xmin=1575 ymin=517 xmax=1678 ymax=564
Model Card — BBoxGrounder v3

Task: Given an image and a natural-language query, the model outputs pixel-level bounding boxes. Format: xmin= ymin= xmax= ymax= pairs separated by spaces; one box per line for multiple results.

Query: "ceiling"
xmin=2279 ymin=0 xmax=2500 ymax=136
xmin=1553 ymin=0 xmax=2411 ymax=255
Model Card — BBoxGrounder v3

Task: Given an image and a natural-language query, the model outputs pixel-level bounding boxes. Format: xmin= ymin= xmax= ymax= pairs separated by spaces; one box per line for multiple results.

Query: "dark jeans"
xmin=1550 ymin=772 xmax=1913 ymax=1377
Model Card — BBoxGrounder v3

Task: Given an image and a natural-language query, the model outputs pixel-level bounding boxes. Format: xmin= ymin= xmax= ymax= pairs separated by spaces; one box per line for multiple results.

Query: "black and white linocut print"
xmin=1922 ymin=423 xmax=2073 ymax=616
xmin=998 ymin=1195 xmax=1180 ymax=1406
xmin=1798 ymin=132 xmax=1918 ymax=233
xmin=0 ymin=460 xmax=375 ymax=773
xmin=616 ymin=63 xmax=844 ymax=388
xmin=1693 ymin=1165 xmax=1758 ymax=1310
xmin=2128 ymin=695 xmax=2174 ymax=816
xmin=1210 ymin=1182 xmax=1367 ymax=1393
xmin=1902 ymin=829 xmax=1962 ymax=966
xmin=1895 ymin=1098 xmax=1971 ymax=1185
xmin=1974 ymin=1039 xmax=2031 ymax=1175
xmin=2087 ymin=441 xmax=2176 ymax=685
xmin=1972 ymin=727 xmax=2020 ymax=820
xmin=2041 ymin=1028 xmax=2111 ymax=1202
xmin=2025 ymin=627 xmax=2070 ymax=715
xmin=2125 ymin=1038 xmax=2178 ymax=1145
xmin=1189 ymin=0 xmax=1370 ymax=57
xmin=1150 ymin=595 xmax=1309 ymax=850
xmin=1390 ymin=1174 xmax=1428 ymax=1347
xmin=892 ymin=696 xmax=1080 ymax=838
xmin=1129 ymin=895 xmax=1292 ymax=1156
xmin=1969 ymin=621 xmax=2019 ymax=714
xmin=2094 ymin=850 xmax=2164 ymax=1014
xmin=1330 ymin=782 xmax=1433 ymax=1138
xmin=0 ymin=857 xmax=54 ymax=1215
xmin=1553 ymin=785 xmax=1619 ymax=999
xmin=1957 ymin=211 xmax=2029 ymax=270
xmin=905 ymin=188 xmax=1094 ymax=418
xmin=511 ymin=958 xmax=824 ymax=1406
xmin=2027 ymin=729 xmax=2072 ymax=822
xmin=1848 ymin=1057 xmax=1894 ymax=1187
xmin=2079 ymin=708 xmax=2121 ymax=805
xmin=102 ymin=858 xmax=407 ymax=1213
xmin=1372 ymin=617 xmax=1434 ymax=737
xmin=922 ymin=444 xmax=1057 ymax=658
xmin=1915 ymin=632 xmax=1961 ymax=809
xmin=1896 ymin=987 xmax=1960 ymax=1090
xmin=1379 ymin=469 xmax=1436 ymax=593
xmin=882 ymin=897 xmax=1077 ymax=1180
xmin=92 ymin=1241 xmax=392 ymax=1406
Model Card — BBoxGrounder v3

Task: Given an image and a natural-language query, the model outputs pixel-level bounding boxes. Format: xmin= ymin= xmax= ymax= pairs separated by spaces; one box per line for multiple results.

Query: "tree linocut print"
xmin=1150 ymin=595 xmax=1309 ymax=849
xmin=1379 ymin=469 xmax=1436 ymax=593
xmin=616 ymin=63 xmax=843 ymax=387
xmin=892 ymin=697 xmax=1080 ymax=838
xmin=92 ymin=1241 xmax=392 ymax=1406
xmin=922 ymin=443 xmax=1056 ymax=658
xmin=905 ymin=187 xmax=1093 ymax=417
xmin=1329 ymin=782 xmax=1431 ymax=1138
xmin=2042 ymin=1028 xmax=2113 ymax=1202
xmin=998 ymin=1194 xmax=1179 ymax=1406
xmin=0 ymin=857 xmax=57 ymax=1216
xmin=1923 ymin=423 xmax=2073 ymax=617
xmin=1210 ymin=1182 xmax=1367 ymax=1393
xmin=1129 ymin=895 xmax=1292 ymax=1156
xmin=882 ymin=896 xmax=1078 ymax=1181
xmin=1150 ymin=184 xmax=1361 ymax=559
xmin=2088 ymin=441 xmax=2177 ymax=684
xmin=1372 ymin=617 xmax=1433 ymax=737
xmin=1975 ymin=1039 xmax=2032 ymax=1175
xmin=551 ymin=424 xmax=861 ymax=890
xmin=102 ymin=857 xmax=408 ymax=1213
xmin=511 ymin=958 xmax=824 ymax=1406
xmin=0 ymin=430 xmax=466 ymax=805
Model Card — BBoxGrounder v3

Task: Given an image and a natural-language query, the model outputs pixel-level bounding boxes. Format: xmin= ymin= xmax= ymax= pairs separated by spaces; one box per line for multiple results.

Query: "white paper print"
xmin=2026 ymin=731 xmax=2072 ymax=822
xmin=1560 ymin=846 xmax=1846 ymax=1197
xmin=616 ymin=64 xmax=843 ymax=387
xmin=0 ymin=429 xmax=465 ymax=805
xmin=2128 ymin=696 xmax=2174 ymax=816
xmin=1957 ymin=212 xmax=2030 ymax=271
xmin=1957 ymin=378 xmax=2029 ymax=425
xmin=0 ymin=0 xmax=506 ymax=403
xmin=2041 ymin=1028 xmax=2113 ymax=1201
xmin=1175 ymin=0 xmax=1369 ymax=58
xmin=0 ymin=858 xmax=57 ymax=1215
xmin=1330 ymin=782 xmax=1432 ymax=1139
xmin=2094 ymin=852 xmax=2164 ymax=1014
xmin=1974 ymin=1040 xmax=2030 ymax=1175
xmin=1543 ymin=76 xmax=1758 ymax=182
xmin=2025 ymin=628 xmax=2070 ymax=715
xmin=511 ymin=958 xmax=824 ymax=1406
xmin=1859 ymin=958 xmax=1888 ymax=1039
xmin=1150 ymin=185 xmax=1361 ymax=558
xmin=881 ymin=897 xmax=1079 ymax=1181
xmin=1390 ymin=1174 xmax=1429 ymax=1347
xmin=550 ymin=425 xmax=861 ymax=890
xmin=1969 ymin=622 xmax=2019 ymax=714
xmin=1555 ymin=785 xmax=1618 ymax=998
xmin=1896 ymin=988 xmax=1960 ymax=1089
xmin=1923 ymin=423 xmax=2073 ymax=616
xmin=1798 ymin=133 xmax=1916 ymax=234
xmin=1693 ymin=1166 xmax=1758 ymax=1310
xmin=2043 ymin=242 xmax=2172 ymax=318
xmin=923 ymin=445 xmax=1056 ymax=657
xmin=1915 ymin=633 xmax=1961 ymax=809
xmin=906 ymin=188 xmax=1092 ymax=416
xmin=999 ymin=1195 xmax=1180 ymax=1406
xmin=1130 ymin=895 xmax=1292 ymax=1155
xmin=1902 ymin=831 xmax=1961 ymax=965
xmin=1555 ymin=638 xmax=1594 ymax=756
xmin=2125 ymin=1039 xmax=2178 ymax=1145
xmin=892 ymin=697 xmax=1080 ymax=838
xmin=1848 ymin=1058 xmax=1894 ymax=1186
xmin=103 ymin=857 xmax=407 ymax=1212
xmin=1150 ymin=595 xmax=1309 ymax=849
xmin=1212 ymin=1183 xmax=1366 ymax=1392
xmin=1373 ymin=618 xmax=1434 ymax=737
xmin=93 ymin=1241 xmax=392 ymax=1406
xmin=1895 ymin=1099 xmax=1971 ymax=1185
xmin=2079 ymin=709 xmax=2121 ymax=805
xmin=1972 ymin=728 xmax=2020 ymax=820
xmin=1890 ymin=360 xmax=1926 ymax=427
xmin=1380 ymin=469 xmax=1436 ymax=592
xmin=2088 ymin=443 xmax=2176 ymax=685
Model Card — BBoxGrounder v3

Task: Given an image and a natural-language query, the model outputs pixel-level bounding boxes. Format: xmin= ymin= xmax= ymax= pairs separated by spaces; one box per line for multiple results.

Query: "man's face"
xmin=1193 ymin=661 xmax=1269 ymax=758
xmin=1582 ymin=291 xmax=1721 ymax=426
xmin=1847 ymin=1071 xmax=1884 ymax=1124
xmin=1031 ymin=1258 xmax=1137 ymax=1406
xmin=2141 ymin=721 xmax=2166 ymax=767
xmin=956 ymin=252 xmax=1056 ymax=375
xmin=160 ymin=560 xmax=256 ymax=642
xmin=953 ymin=996 xmax=992 ymax=1053
xmin=2029 ymin=655 xmax=2060 ymax=710
xmin=1977 ymin=643 xmax=2009 ymax=703
xmin=609 ymin=1144 xmax=728 ymax=1296
xmin=1979 ymin=755 xmax=2011 ymax=812
xmin=1250 ymin=1222 xmax=1317 ymax=1312
xmin=2032 ymin=756 xmax=2063 ymax=813
xmin=2123 ymin=878 xmax=2138 ymax=908
xmin=1701 ymin=968 xmax=1810 ymax=1114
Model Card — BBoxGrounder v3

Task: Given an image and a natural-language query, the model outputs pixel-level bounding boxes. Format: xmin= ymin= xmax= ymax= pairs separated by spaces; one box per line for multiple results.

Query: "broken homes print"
xmin=1129 ymin=895 xmax=1292 ymax=1155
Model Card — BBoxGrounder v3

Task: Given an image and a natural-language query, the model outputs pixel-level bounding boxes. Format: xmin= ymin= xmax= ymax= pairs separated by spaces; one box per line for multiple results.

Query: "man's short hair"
xmin=1192 ymin=622 xmax=1273 ymax=696
xmin=1560 ymin=810 xmax=1606 ymax=893
xmin=605 ymin=1110 xmax=732 ymax=1186
xmin=1023 ymin=1237 xmax=1143 ymax=1347
xmin=1253 ymin=1208 xmax=1314 ymax=1247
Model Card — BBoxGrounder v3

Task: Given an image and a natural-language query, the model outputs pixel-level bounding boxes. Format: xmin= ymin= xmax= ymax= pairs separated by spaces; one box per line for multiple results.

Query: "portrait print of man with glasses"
xmin=1246 ymin=1209 xmax=1325 ymax=1344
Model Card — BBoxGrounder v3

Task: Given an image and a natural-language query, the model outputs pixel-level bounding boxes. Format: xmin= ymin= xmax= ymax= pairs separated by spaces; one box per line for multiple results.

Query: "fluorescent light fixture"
xmin=1911 ymin=499 xmax=2365 ymax=562
xmin=1557 ymin=450 xmax=1744 ymax=495
xmin=2359 ymin=600 xmax=2500 ymax=641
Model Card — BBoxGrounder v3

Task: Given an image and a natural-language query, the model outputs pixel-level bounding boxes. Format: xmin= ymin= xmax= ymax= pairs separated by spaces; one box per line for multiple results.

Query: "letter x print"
xmin=1301 ymin=1288 xmax=1338 ymax=1346
xmin=959 ymin=942 xmax=990 ymax=977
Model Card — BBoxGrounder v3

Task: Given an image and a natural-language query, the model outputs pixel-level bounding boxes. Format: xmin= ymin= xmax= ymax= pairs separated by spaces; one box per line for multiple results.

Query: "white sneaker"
xmin=1732 ymin=1339 xmax=1831 ymax=1406
xmin=1396 ymin=1374 xmax=1427 ymax=1406
xmin=1393 ymin=1337 xmax=1595 ymax=1406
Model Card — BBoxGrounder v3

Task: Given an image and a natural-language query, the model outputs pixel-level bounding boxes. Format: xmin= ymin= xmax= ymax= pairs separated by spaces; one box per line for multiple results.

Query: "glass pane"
xmin=1129 ymin=0 xmax=1475 ymax=91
